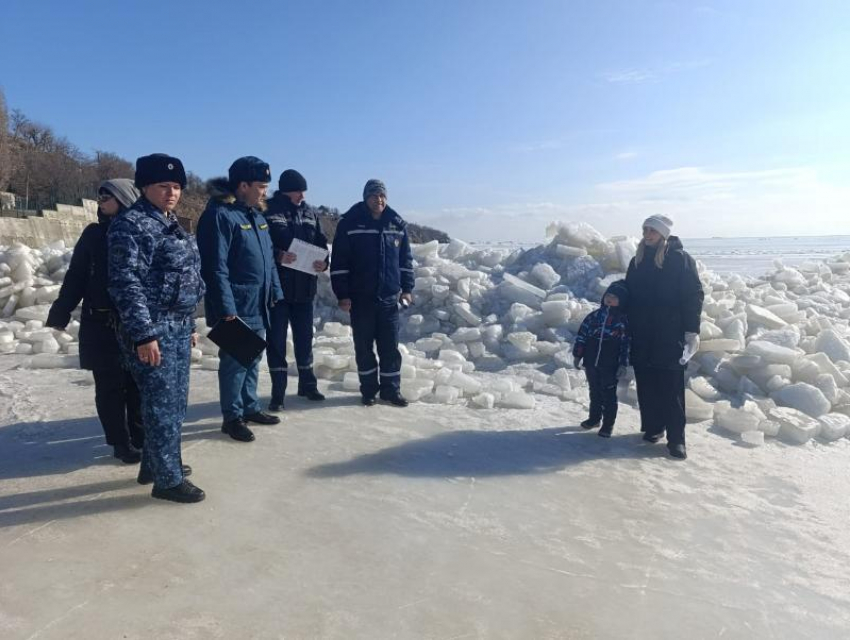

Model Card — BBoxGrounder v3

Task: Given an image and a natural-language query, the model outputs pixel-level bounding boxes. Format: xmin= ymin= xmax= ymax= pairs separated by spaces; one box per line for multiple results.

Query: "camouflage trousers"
xmin=121 ymin=316 xmax=193 ymax=489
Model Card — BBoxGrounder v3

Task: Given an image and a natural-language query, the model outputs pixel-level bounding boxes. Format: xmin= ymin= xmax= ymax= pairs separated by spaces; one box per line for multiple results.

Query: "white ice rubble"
xmin=3 ymin=222 xmax=850 ymax=445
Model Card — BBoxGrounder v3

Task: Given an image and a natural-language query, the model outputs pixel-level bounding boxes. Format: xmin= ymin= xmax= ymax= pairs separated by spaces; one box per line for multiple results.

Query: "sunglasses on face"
xmin=97 ymin=193 xmax=115 ymax=203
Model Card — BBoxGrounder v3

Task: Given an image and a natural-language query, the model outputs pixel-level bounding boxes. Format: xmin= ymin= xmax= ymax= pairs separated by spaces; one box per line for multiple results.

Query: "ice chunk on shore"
xmin=816 ymin=413 xmax=850 ymax=441
xmin=770 ymin=407 xmax=821 ymax=444
xmin=771 ymin=382 xmax=831 ymax=418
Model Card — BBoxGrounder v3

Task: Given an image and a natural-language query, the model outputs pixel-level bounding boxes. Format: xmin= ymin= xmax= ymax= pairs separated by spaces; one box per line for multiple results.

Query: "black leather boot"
xmin=221 ymin=418 xmax=256 ymax=442
xmin=243 ymin=411 xmax=281 ymax=425
xmin=151 ymin=479 xmax=205 ymax=503
xmin=298 ymin=388 xmax=325 ymax=401
xmin=668 ymin=443 xmax=687 ymax=459
xmin=113 ymin=443 xmax=141 ymax=464
xmin=380 ymin=392 xmax=409 ymax=407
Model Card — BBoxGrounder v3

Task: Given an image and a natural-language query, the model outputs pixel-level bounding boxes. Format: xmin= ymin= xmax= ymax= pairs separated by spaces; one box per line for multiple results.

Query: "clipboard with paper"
xmin=279 ymin=238 xmax=328 ymax=275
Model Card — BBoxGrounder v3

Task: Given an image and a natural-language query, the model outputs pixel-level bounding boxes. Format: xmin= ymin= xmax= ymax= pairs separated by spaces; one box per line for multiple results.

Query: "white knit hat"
xmin=642 ymin=214 xmax=673 ymax=239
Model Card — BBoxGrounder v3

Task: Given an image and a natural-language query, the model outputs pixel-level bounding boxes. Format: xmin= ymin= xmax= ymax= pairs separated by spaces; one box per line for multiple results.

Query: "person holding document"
xmin=264 ymin=169 xmax=329 ymax=411
xmin=197 ymin=156 xmax=284 ymax=443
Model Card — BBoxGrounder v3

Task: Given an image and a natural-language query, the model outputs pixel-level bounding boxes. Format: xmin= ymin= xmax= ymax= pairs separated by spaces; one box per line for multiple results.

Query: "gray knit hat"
xmin=100 ymin=178 xmax=141 ymax=210
xmin=363 ymin=179 xmax=387 ymax=201
xmin=642 ymin=214 xmax=673 ymax=239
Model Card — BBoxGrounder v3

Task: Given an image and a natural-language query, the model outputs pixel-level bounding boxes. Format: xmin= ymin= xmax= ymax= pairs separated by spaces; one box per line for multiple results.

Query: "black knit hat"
xmin=603 ymin=279 xmax=629 ymax=309
xmin=228 ymin=156 xmax=271 ymax=189
xmin=278 ymin=169 xmax=307 ymax=192
xmin=135 ymin=154 xmax=187 ymax=189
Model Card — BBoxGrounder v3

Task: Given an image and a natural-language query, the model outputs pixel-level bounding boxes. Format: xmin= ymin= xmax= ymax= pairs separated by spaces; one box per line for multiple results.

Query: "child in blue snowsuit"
xmin=572 ymin=280 xmax=630 ymax=437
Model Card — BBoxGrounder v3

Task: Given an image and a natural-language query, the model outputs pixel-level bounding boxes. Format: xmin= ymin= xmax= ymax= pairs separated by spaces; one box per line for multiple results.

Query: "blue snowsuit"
xmin=196 ymin=179 xmax=283 ymax=421
xmin=107 ymin=197 xmax=205 ymax=489
xmin=330 ymin=202 xmax=414 ymax=398
xmin=573 ymin=281 xmax=630 ymax=429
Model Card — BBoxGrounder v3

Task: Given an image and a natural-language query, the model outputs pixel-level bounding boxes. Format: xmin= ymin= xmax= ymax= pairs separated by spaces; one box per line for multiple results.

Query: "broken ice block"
xmin=741 ymin=430 xmax=765 ymax=446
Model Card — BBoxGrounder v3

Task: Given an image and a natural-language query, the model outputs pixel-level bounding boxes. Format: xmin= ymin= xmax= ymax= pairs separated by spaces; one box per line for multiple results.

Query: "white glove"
xmin=680 ymin=332 xmax=700 ymax=365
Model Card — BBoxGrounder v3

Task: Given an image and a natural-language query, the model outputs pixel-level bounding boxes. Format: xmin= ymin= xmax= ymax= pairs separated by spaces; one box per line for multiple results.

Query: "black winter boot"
xmin=244 ymin=411 xmax=281 ymax=425
xmin=298 ymin=389 xmax=325 ymax=401
xmin=580 ymin=419 xmax=600 ymax=430
xmin=151 ymin=479 xmax=205 ymax=503
xmin=113 ymin=443 xmax=141 ymax=464
xmin=222 ymin=418 xmax=256 ymax=442
xmin=598 ymin=425 xmax=613 ymax=438
xmin=380 ymin=391 xmax=409 ymax=407
xmin=668 ymin=443 xmax=687 ymax=459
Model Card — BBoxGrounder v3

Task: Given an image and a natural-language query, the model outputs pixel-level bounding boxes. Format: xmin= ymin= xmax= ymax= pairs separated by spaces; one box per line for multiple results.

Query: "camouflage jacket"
xmin=107 ymin=197 xmax=205 ymax=345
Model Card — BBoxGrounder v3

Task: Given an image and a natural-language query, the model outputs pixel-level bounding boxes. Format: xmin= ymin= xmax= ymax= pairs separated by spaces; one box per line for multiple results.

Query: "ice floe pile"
xmin=3 ymin=222 xmax=850 ymax=445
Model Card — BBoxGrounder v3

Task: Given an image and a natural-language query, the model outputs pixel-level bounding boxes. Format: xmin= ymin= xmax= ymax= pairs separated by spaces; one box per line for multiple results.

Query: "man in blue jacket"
xmin=196 ymin=156 xmax=284 ymax=442
xmin=330 ymin=179 xmax=414 ymax=406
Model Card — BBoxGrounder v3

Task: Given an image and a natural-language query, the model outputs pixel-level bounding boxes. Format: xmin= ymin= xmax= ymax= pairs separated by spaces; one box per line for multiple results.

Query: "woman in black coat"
xmin=625 ymin=215 xmax=703 ymax=459
xmin=46 ymin=178 xmax=144 ymax=463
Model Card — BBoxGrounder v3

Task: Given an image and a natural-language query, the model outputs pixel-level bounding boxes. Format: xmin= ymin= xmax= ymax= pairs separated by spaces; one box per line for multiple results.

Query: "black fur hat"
xmin=135 ymin=153 xmax=187 ymax=189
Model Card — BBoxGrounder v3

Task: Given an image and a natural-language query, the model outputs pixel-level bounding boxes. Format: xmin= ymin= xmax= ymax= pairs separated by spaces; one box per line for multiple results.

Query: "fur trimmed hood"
xmin=205 ymin=177 xmax=267 ymax=211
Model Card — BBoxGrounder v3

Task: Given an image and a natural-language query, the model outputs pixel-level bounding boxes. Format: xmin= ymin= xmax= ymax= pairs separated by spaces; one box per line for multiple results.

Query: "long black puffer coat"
xmin=46 ymin=214 xmax=123 ymax=370
xmin=625 ymin=236 xmax=704 ymax=370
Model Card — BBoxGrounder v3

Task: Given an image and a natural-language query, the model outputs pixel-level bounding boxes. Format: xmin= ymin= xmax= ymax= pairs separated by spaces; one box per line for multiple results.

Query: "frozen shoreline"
xmin=2 ymin=357 xmax=850 ymax=638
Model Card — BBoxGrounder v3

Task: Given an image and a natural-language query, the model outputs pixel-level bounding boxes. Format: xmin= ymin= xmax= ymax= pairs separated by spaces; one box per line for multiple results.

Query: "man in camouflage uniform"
xmin=108 ymin=153 xmax=206 ymax=503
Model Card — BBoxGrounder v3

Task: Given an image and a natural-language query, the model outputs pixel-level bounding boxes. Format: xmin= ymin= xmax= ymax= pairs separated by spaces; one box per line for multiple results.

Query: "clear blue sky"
xmin=2 ymin=0 xmax=848 ymax=241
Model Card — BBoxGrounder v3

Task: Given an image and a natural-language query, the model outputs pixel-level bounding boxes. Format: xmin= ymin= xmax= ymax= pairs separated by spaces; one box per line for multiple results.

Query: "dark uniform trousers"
xmin=91 ymin=367 xmax=144 ymax=449
xmin=350 ymin=296 xmax=402 ymax=398
xmin=634 ymin=366 xmax=686 ymax=445
xmin=266 ymin=300 xmax=318 ymax=403
xmin=584 ymin=363 xmax=619 ymax=428
xmin=122 ymin=316 xmax=193 ymax=490
xmin=218 ymin=326 xmax=266 ymax=422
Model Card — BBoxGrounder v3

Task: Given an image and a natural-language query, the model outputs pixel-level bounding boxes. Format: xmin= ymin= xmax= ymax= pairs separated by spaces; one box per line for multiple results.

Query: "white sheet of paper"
xmin=281 ymin=238 xmax=328 ymax=275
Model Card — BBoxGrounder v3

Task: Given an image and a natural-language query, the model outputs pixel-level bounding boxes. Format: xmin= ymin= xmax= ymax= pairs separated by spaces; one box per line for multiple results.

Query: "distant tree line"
xmin=0 ymin=89 xmax=449 ymax=242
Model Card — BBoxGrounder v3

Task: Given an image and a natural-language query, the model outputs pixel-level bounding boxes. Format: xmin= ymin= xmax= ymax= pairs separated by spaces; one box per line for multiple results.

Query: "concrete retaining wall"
xmin=0 ymin=199 xmax=97 ymax=247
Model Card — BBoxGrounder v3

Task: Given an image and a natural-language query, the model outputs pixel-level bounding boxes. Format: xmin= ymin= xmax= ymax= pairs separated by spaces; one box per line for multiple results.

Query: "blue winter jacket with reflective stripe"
xmin=107 ymin=197 xmax=205 ymax=345
xmin=196 ymin=183 xmax=283 ymax=330
xmin=330 ymin=203 xmax=414 ymax=301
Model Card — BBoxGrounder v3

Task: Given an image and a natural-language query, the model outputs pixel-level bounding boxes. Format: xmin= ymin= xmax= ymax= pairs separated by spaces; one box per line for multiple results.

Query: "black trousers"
xmin=633 ymin=366 xmax=686 ymax=445
xmin=585 ymin=364 xmax=619 ymax=428
xmin=266 ymin=299 xmax=319 ymax=403
xmin=91 ymin=367 xmax=144 ymax=449
xmin=350 ymin=296 xmax=402 ymax=398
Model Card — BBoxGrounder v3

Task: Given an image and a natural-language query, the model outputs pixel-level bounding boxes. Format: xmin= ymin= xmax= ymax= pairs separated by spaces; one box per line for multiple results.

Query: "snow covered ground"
xmin=4 ymin=224 xmax=850 ymax=637
xmin=2 ymin=358 xmax=850 ymax=639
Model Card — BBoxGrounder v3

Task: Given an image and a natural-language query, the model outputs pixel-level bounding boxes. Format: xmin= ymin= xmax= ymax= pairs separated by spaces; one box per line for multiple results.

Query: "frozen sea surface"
xmin=474 ymin=236 xmax=850 ymax=277
xmin=686 ymin=235 xmax=850 ymax=276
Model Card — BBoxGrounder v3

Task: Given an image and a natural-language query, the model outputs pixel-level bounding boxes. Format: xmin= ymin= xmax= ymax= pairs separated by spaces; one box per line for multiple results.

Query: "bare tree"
xmin=0 ymin=89 xmax=13 ymax=191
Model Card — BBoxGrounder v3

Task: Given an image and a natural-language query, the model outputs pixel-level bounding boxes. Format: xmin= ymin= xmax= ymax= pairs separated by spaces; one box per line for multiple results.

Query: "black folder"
xmin=207 ymin=317 xmax=267 ymax=367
